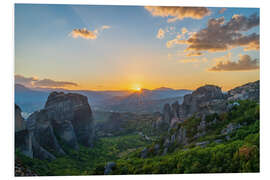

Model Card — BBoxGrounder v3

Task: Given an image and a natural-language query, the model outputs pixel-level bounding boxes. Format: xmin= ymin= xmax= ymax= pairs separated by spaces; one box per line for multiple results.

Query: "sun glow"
xmin=131 ymin=84 xmax=142 ymax=91
xmin=134 ymin=87 xmax=141 ymax=91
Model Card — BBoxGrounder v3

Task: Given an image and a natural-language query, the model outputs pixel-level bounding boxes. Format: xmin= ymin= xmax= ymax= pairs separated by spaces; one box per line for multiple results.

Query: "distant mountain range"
xmin=15 ymin=84 xmax=192 ymax=114
xmin=97 ymin=88 xmax=191 ymax=113
xmin=15 ymin=84 xmax=49 ymax=114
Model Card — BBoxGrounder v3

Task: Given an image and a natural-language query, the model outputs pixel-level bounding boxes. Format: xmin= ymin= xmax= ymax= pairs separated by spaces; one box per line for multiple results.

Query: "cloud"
xmin=209 ymin=54 xmax=259 ymax=71
xmin=157 ymin=28 xmax=165 ymax=39
xmin=34 ymin=79 xmax=78 ymax=88
xmin=70 ymin=25 xmax=111 ymax=40
xmin=144 ymin=6 xmax=211 ymax=22
xmin=71 ymin=28 xmax=98 ymax=40
xmin=101 ymin=25 xmax=111 ymax=30
xmin=15 ymin=75 xmax=38 ymax=87
xmin=179 ymin=13 xmax=260 ymax=52
xmin=166 ymin=39 xmax=184 ymax=48
xmin=178 ymin=57 xmax=208 ymax=64
xmin=219 ymin=8 xmax=227 ymax=14
xmin=182 ymin=27 xmax=188 ymax=34
xmin=165 ymin=14 xmax=260 ymax=51
xmin=186 ymin=51 xmax=203 ymax=57
xmin=15 ymin=75 xmax=78 ymax=88
xmin=178 ymin=58 xmax=199 ymax=63
xmin=212 ymin=53 xmax=232 ymax=63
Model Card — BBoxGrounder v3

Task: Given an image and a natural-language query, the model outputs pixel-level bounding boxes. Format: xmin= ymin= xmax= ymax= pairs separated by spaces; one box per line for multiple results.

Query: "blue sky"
xmin=15 ymin=4 xmax=260 ymax=91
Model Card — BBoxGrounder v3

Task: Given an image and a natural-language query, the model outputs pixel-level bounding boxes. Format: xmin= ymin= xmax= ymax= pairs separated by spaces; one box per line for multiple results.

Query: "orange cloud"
xmin=71 ymin=28 xmax=97 ymax=40
xmin=209 ymin=54 xmax=259 ymax=71
xmin=181 ymin=27 xmax=188 ymax=34
xmin=157 ymin=28 xmax=165 ymax=39
xmin=144 ymin=6 xmax=211 ymax=22
xmin=71 ymin=25 xmax=111 ymax=40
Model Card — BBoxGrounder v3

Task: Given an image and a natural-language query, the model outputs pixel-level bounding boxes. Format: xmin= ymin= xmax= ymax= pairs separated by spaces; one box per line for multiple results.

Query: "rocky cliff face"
xmin=45 ymin=92 xmax=95 ymax=148
xmin=228 ymin=80 xmax=259 ymax=102
xmin=180 ymin=85 xmax=226 ymax=120
xmin=161 ymin=85 xmax=227 ymax=128
xmin=144 ymin=81 xmax=259 ymax=157
xmin=15 ymin=104 xmax=26 ymax=132
xmin=15 ymin=92 xmax=95 ymax=160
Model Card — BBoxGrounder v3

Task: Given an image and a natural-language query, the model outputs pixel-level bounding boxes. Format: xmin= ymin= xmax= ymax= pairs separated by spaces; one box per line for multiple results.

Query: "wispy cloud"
xmin=101 ymin=25 xmax=111 ymax=30
xmin=209 ymin=54 xmax=259 ymax=71
xmin=15 ymin=75 xmax=78 ymax=88
xmin=156 ymin=28 xmax=165 ymax=39
xmin=178 ymin=58 xmax=199 ymax=63
xmin=144 ymin=6 xmax=211 ymax=22
xmin=178 ymin=57 xmax=208 ymax=64
xmin=218 ymin=8 xmax=227 ymax=14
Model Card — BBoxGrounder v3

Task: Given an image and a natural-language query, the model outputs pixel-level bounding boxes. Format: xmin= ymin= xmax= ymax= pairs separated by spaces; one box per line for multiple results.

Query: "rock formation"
xmin=15 ymin=104 xmax=26 ymax=132
xmin=15 ymin=92 xmax=95 ymax=160
xmin=44 ymin=92 xmax=95 ymax=148
xmin=228 ymin=80 xmax=259 ymax=102
xmin=145 ymin=81 xmax=259 ymax=157
xmin=161 ymin=85 xmax=227 ymax=129
xmin=179 ymin=85 xmax=226 ymax=120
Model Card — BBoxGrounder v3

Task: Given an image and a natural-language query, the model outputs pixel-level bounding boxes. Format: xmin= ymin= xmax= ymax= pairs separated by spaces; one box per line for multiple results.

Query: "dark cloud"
xmin=15 ymin=75 xmax=78 ymax=88
xmin=176 ymin=13 xmax=259 ymax=52
xmin=34 ymin=79 xmax=78 ymax=88
xmin=15 ymin=75 xmax=38 ymax=87
xmin=144 ymin=6 xmax=211 ymax=22
xmin=209 ymin=54 xmax=259 ymax=71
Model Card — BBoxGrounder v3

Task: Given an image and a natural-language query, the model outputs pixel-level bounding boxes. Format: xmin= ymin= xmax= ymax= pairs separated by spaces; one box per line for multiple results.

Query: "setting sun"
xmin=134 ymin=87 xmax=141 ymax=91
xmin=131 ymin=84 xmax=142 ymax=91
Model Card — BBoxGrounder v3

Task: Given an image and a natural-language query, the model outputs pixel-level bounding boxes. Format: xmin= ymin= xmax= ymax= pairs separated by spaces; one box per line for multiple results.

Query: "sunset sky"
xmin=15 ymin=4 xmax=259 ymax=91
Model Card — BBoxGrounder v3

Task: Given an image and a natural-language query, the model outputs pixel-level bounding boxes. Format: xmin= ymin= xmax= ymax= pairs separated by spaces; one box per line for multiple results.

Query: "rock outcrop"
xmin=160 ymin=85 xmax=227 ymax=129
xmin=161 ymin=101 xmax=182 ymax=128
xmin=15 ymin=92 xmax=95 ymax=160
xmin=228 ymin=80 xmax=259 ymax=102
xmin=179 ymin=85 xmax=226 ymax=120
xmin=146 ymin=81 xmax=259 ymax=157
xmin=44 ymin=92 xmax=95 ymax=148
xmin=15 ymin=104 xmax=26 ymax=132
